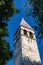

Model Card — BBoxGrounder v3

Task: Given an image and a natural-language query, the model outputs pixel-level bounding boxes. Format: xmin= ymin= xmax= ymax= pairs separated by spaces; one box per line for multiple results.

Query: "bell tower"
xmin=14 ymin=18 xmax=41 ymax=65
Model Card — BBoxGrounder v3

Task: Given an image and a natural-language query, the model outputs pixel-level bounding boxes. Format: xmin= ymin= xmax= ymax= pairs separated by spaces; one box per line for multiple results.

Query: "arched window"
xmin=24 ymin=30 xmax=27 ymax=35
xmin=29 ymin=32 xmax=33 ymax=39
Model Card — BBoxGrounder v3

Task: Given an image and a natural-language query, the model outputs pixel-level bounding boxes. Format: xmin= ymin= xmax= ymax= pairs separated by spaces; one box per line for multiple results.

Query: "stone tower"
xmin=14 ymin=18 xmax=41 ymax=65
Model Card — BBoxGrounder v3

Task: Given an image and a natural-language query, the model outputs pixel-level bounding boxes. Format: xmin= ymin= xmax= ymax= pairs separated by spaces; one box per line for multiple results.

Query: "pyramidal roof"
xmin=20 ymin=18 xmax=33 ymax=30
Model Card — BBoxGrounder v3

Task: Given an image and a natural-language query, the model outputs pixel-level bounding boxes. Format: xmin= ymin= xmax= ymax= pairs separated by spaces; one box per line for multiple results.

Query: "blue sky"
xmin=6 ymin=0 xmax=43 ymax=65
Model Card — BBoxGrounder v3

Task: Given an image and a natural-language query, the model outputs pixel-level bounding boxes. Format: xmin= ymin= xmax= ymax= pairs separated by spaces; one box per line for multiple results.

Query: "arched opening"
xmin=24 ymin=29 xmax=27 ymax=35
xmin=29 ymin=32 xmax=33 ymax=39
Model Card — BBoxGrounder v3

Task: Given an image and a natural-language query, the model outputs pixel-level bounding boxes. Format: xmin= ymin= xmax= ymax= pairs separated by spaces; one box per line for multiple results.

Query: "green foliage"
xmin=30 ymin=0 xmax=43 ymax=39
xmin=26 ymin=0 xmax=43 ymax=39
xmin=0 ymin=39 xmax=12 ymax=65
xmin=0 ymin=0 xmax=17 ymax=65
xmin=0 ymin=0 xmax=17 ymax=21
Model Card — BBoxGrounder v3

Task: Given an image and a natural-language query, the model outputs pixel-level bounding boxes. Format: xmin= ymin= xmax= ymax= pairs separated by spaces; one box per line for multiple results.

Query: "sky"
xmin=6 ymin=0 xmax=43 ymax=65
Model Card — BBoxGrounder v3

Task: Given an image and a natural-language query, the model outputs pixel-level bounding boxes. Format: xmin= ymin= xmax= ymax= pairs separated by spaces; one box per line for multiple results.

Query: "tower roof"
xmin=20 ymin=18 xmax=33 ymax=30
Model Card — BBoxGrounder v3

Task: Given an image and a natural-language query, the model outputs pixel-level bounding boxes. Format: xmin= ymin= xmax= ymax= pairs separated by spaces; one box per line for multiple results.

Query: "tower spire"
xmin=20 ymin=17 xmax=33 ymax=30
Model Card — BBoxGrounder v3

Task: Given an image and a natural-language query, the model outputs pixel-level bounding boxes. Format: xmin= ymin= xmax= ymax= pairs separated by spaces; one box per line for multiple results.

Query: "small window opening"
xmin=24 ymin=30 xmax=27 ymax=35
xmin=29 ymin=32 xmax=33 ymax=39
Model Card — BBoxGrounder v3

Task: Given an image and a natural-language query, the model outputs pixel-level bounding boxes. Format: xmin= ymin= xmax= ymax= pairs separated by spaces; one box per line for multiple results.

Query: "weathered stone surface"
xmin=14 ymin=18 xmax=41 ymax=65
